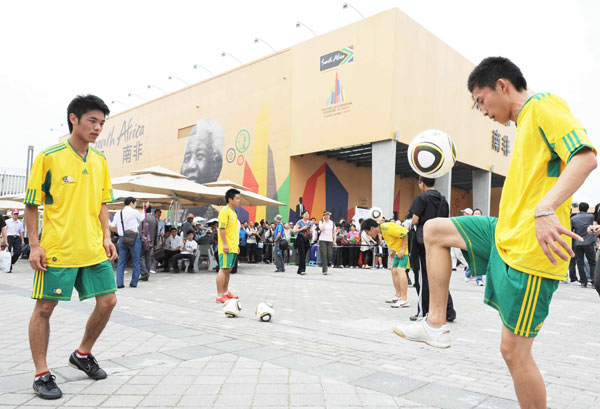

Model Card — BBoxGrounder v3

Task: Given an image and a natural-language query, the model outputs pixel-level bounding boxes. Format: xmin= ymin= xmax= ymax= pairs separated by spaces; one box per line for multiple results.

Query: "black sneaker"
xmin=69 ymin=351 xmax=107 ymax=380
xmin=33 ymin=372 xmax=62 ymax=400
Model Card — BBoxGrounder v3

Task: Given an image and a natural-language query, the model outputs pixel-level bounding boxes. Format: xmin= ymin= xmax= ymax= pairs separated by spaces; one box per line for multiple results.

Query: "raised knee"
xmin=423 ymin=219 xmax=445 ymax=246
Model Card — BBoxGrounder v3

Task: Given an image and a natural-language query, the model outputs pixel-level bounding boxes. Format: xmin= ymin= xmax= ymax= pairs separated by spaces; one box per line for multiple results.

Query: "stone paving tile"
xmin=351 ymin=371 xmax=426 ymax=396
xmin=404 ymin=383 xmax=489 ymax=409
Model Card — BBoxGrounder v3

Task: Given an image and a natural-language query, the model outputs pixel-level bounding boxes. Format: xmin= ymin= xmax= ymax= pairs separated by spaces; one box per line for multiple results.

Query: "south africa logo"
xmin=235 ymin=129 xmax=250 ymax=153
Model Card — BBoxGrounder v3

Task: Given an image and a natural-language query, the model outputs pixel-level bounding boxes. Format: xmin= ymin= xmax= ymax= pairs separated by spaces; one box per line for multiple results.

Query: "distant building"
xmin=0 ymin=168 xmax=26 ymax=196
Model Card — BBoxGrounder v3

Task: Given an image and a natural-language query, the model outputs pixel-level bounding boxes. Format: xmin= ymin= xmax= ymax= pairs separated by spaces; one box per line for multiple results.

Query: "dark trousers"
xmin=163 ymin=249 xmax=180 ymax=270
xmin=140 ymin=247 xmax=153 ymax=276
xmin=360 ymin=249 xmax=372 ymax=267
xmin=247 ymin=243 xmax=257 ymax=262
xmin=7 ymin=236 xmax=21 ymax=266
xmin=575 ymin=244 xmax=596 ymax=284
xmin=274 ymin=242 xmax=285 ymax=271
xmin=295 ymin=237 xmax=308 ymax=273
xmin=568 ymin=255 xmax=578 ymax=282
xmin=415 ymin=243 xmax=456 ymax=320
xmin=172 ymin=253 xmax=195 ymax=271
xmin=594 ymin=249 xmax=600 ymax=297
xmin=319 ymin=241 xmax=333 ymax=273
xmin=347 ymin=246 xmax=359 ymax=267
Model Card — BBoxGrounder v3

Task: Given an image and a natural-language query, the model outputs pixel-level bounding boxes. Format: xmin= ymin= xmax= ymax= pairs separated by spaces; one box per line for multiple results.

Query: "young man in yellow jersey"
xmin=24 ymin=95 xmax=118 ymax=400
xmin=394 ymin=57 xmax=597 ymax=408
xmin=380 ymin=221 xmax=410 ymax=308
xmin=216 ymin=188 xmax=241 ymax=303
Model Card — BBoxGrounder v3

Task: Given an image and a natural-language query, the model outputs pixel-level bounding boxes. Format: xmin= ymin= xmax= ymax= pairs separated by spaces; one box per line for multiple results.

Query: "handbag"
xmin=120 ymin=210 xmax=138 ymax=246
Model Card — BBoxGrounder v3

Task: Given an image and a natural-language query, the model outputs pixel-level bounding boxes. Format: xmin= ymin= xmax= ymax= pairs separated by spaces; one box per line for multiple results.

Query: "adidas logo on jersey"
xmin=82 ymin=169 xmax=89 ymax=175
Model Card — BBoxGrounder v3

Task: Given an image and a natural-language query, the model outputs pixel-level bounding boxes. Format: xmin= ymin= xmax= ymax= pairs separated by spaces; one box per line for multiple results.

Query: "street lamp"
xmin=168 ymin=75 xmax=189 ymax=86
xmin=342 ymin=3 xmax=365 ymax=19
xmin=111 ymin=100 xmax=130 ymax=109
xmin=147 ymin=84 xmax=167 ymax=94
xmin=254 ymin=37 xmax=276 ymax=52
xmin=193 ymin=64 xmax=214 ymax=76
xmin=128 ymin=92 xmax=146 ymax=102
xmin=295 ymin=21 xmax=317 ymax=37
xmin=221 ymin=51 xmax=243 ymax=65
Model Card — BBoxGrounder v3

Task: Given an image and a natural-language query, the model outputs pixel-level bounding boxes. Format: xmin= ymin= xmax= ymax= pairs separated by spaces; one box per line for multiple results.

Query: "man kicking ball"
xmin=394 ymin=57 xmax=596 ymax=409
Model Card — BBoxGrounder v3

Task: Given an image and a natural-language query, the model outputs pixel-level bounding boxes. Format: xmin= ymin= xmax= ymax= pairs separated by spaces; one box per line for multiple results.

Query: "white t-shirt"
xmin=246 ymin=227 xmax=257 ymax=244
xmin=110 ymin=206 xmax=144 ymax=236
xmin=5 ymin=219 xmax=24 ymax=236
xmin=181 ymin=239 xmax=198 ymax=254
xmin=318 ymin=220 xmax=334 ymax=242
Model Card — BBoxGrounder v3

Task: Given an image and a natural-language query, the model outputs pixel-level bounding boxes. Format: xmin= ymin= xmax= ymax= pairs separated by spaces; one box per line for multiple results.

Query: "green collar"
xmin=67 ymin=139 xmax=88 ymax=162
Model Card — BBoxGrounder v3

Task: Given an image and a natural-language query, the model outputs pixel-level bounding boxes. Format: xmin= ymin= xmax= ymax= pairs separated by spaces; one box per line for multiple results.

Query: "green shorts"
xmin=32 ymin=260 xmax=116 ymax=301
xmin=391 ymin=254 xmax=410 ymax=269
xmin=451 ymin=216 xmax=558 ymax=338
xmin=218 ymin=253 xmax=237 ymax=269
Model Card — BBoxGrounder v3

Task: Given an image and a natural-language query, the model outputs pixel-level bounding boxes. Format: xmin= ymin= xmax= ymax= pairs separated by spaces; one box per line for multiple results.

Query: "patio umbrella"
xmin=204 ymin=180 xmax=250 ymax=191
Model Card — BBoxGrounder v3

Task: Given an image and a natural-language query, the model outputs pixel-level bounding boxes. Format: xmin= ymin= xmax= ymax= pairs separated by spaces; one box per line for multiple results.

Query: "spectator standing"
xmin=162 ymin=228 xmax=182 ymax=272
xmin=347 ymin=224 xmax=360 ymax=268
xmin=360 ymin=224 xmax=376 ymax=268
xmin=180 ymin=213 xmax=194 ymax=238
xmin=408 ymin=176 xmax=456 ymax=322
xmin=246 ymin=222 xmax=258 ymax=263
xmin=273 ymin=215 xmax=285 ymax=272
xmin=264 ymin=223 xmax=275 ymax=263
xmin=318 ymin=211 xmax=336 ymax=275
xmin=294 ymin=211 xmax=312 ymax=275
xmin=138 ymin=205 xmax=158 ymax=282
xmin=6 ymin=210 xmax=25 ymax=272
xmin=216 ymin=189 xmax=241 ymax=303
xmin=0 ymin=215 xmax=7 ymax=250
xmin=282 ymin=222 xmax=292 ymax=264
xmin=172 ymin=230 xmax=197 ymax=273
xmin=571 ymin=202 xmax=596 ymax=287
xmin=239 ymin=221 xmax=248 ymax=262
xmin=110 ymin=198 xmax=144 ymax=288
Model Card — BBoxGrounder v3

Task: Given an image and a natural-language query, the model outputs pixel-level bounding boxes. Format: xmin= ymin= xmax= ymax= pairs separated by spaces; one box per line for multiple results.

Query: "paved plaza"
xmin=1 ymin=260 xmax=599 ymax=409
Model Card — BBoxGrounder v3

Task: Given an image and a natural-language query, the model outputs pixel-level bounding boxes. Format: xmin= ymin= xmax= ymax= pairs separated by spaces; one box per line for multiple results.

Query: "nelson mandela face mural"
xmin=181 ymin=119 xmax=225 ymax=219
xmin=181 ymin=119 xmax=224 ymax=184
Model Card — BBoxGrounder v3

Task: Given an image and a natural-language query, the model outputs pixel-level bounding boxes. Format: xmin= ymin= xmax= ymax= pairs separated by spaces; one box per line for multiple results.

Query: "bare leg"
xmin=391 ymin=267 xmax=402 ymax=298
xmin=500 ymin=326 xmax=546 ymax=409
xmin=29 ymin=299 xmax=58 ymax=374
xmin=78 ymin=293 xmax=117 ymax=353
xmin=423 ymin=219 xmax=466 ymax=327
xmin=398 ymin=267 xmax=408 ymax=300
xmin=217 ymin=268 xmax=231 ymax=296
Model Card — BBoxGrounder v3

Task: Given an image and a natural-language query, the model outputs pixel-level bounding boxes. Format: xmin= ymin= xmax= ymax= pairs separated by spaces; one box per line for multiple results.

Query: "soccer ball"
xmin=407 ymin=129 xmax=457 ymax=178
xmin=223 ymin=299 xmax=242 ymax=317
xmin=255 ymin=301 xmax=274 ymax=322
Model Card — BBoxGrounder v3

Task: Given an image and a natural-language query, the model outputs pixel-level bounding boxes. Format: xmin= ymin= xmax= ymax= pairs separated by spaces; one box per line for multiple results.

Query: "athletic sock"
xmin=76 ymin=350 xmax=90 ymax=358
xmin=35 ymin=370 xmax=49 ymax=380
xmin=423 ymin=318 xmax=445 ymax=336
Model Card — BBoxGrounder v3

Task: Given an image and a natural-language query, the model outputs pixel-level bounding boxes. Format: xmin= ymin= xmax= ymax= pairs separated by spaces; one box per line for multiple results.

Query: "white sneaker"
xmin=391 ymin=299 xmax=410 ymax=308
xmin=393 ymin=318 xmax=451 ymax=348
xmin=464 ymin=277 xmax=471 ymax=282
xmin=385 ymin=296 xmax=399 ymax=304
xmin=477 ymin=280 xmax=484 ymax=286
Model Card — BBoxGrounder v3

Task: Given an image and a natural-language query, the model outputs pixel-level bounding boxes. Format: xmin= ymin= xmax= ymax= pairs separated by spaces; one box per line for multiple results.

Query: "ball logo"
xmin=53 ymin=288 xmax=62 ymax=295
xmin=412 ymin=143 xmax=444 ymax=175
xmin=62 ymin=176 xmax=75 ymax=184
xmin=407 ymin=129 xmax=457 ymax=179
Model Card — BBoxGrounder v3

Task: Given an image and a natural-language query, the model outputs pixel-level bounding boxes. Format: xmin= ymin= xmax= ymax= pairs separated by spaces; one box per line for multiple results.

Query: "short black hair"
xmin=225 ymin=188 xmax=240 ymax=203
xmin=186 ymin=230 xmax=194 ymax=236
xmin=467 ymin=57 xmax=527 ymax=93
xmin=419 ymin=176 xmax=436 ymax=187
xmin=361 ymin=218 xmax=379 ymax=232
xmin=67 ymin=94 xmax=110 ymax=133
xmin=579 ymin=202 xmax=589 ymax=212
xmin=145 ymin=205 xmax=152 ymax=213
xmin=124 ymin=197 xmax=136 ymax=206
xmin=155 ymin=209 xmax=162 ymax=214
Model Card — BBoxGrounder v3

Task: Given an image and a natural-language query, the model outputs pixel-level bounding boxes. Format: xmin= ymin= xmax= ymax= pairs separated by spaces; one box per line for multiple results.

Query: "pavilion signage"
xmin=320 ymin=46 xmax=354 ymax=71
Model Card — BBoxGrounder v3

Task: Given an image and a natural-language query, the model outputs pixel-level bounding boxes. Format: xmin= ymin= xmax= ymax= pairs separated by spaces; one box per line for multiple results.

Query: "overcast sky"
xmin=2 ymin=0 xmax=598 ymax=202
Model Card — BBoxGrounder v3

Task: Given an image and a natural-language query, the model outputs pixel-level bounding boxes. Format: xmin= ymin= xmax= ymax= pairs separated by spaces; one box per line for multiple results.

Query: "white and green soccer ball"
xmin=407 ymin=129 xmax=457 ymax=178
xmin=223 ymin=299 xmax=242 ymax=317
xmin=255 ymin=301 xmax=274 ymax=322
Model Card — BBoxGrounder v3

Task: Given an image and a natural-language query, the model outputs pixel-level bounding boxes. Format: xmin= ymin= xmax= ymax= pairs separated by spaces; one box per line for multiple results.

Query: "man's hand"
xmin=587 ymin=225 xmax=600 ymax=236
xmin=223 ymin=244 xmax=229 ymax=254
xmin=397 ymin=250 xmax=405 ymax=259
xmin=535 ymin=214 xmax=581 ymax=264
xmin=29 ymin=244 xmax=47 ymax=271
xmin=103 ymin=238 xmax=118 ymax=262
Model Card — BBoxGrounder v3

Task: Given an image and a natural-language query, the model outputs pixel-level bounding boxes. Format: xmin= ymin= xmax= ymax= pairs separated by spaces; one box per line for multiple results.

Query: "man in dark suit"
xmin=295 ymin=197 xmax=305 ymax=223
xmin=139 ymin=205 xmax=159 ymax=281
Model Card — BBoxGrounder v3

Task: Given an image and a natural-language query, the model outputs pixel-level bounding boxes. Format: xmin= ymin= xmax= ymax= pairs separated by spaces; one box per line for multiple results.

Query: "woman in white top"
xmin=360 ymin=221 xmax=377 ymax=268
xmin=246 ymin=223 xmax=258 ymax=263
xmin=318 ymin=211 xmax=336 ymax=275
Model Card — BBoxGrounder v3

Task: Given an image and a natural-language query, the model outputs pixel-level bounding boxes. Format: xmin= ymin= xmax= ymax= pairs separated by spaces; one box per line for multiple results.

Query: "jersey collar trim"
xmin=67 ymin=139 xmax=89 ymax=162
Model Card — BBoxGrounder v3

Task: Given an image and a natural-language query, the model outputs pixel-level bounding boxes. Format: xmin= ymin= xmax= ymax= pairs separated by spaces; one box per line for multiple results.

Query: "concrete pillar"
xmin=434 ymin=171 xmax=451 ymax=205
xmin=371 ymin=140 xmax=396 ymax=219
xmin=472 ymin=169 xmax=491 ymax=215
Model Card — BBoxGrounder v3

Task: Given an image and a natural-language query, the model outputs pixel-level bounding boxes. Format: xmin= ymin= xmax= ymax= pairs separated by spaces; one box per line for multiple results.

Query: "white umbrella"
xmin=0 ymin=200 xmax=26 ymax=212
xmin=203 ymin=186 xmax=285 ymax=207
xmin=204 ymin=180 xmax=250 ymax=191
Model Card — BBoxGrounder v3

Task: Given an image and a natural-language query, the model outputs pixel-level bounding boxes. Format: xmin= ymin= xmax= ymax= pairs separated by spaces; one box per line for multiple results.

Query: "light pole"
xmin=254 ymin=37 xmax=276 ymax=52
xmin=168 ymin=75 xmax=189 ymax=86
xmin=342 ymin=3 xmax=365 ymax=19
xmin=147 ymin=84 xmax=167 ymax=94
xmin=193 ymin=64 xmax=214 ymax=76
xmin=295 ymin=21 xmax=317 ymax=37
xmin=111 ymin=100 xmax=130 ymax=109
xmin=128 ymin=92 xmax=146 ymax=102
xmin=221 ymin=51 xmax=243 ymax=65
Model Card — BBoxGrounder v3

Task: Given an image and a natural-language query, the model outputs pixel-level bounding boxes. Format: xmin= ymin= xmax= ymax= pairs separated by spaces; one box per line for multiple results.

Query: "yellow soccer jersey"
xmin=496 ymin=93 xmax=596 ymax=280
xmin=218 ymin=205 xmax=239 ymax=254
xmin=380 ymin=222 xmax=407 ymax=253
xmin=24 ymin=141 xmax=114 ymax=268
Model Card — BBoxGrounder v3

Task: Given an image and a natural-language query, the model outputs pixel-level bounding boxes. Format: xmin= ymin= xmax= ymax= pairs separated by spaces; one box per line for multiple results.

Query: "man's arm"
xmin=100 ymin=204 xmax=118 ymax=261
xmin=219 ymin=228 xmax=229 ymax=253
xmin=25 ymin=205 xmax=46 ymax=271
xmin=1 ymin=226 xmax=6 ymax=248
xmin=535 ymin=149 xmax=597 ymax=264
